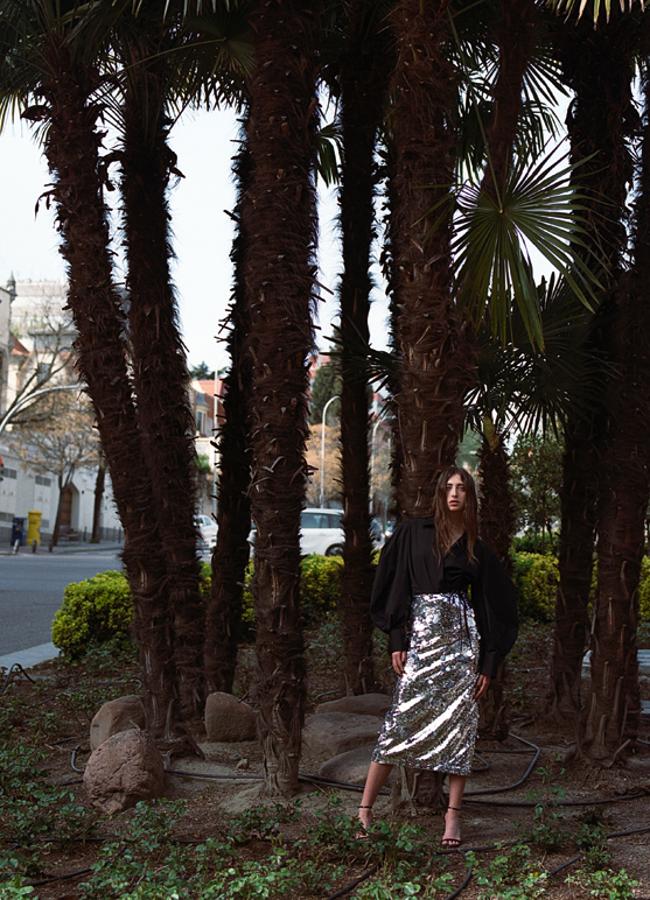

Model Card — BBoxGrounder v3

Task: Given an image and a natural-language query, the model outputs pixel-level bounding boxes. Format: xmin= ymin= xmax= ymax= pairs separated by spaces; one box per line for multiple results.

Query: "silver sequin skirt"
xmin=371 ymin=592 xmax=480 ymax=775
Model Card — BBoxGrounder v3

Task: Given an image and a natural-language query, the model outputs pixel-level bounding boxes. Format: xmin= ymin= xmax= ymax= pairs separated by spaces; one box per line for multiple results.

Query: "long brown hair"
xmin=433 ymin=465 xmax=478 ymax=563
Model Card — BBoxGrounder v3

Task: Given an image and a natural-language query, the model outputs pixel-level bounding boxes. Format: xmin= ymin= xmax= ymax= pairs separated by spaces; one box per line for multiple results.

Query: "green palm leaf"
xmin=452 ymin=143 xmax=607 ymax=348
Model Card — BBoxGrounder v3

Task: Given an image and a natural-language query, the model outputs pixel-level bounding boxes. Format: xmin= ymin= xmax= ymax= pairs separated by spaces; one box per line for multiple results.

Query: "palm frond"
xmin=548 ymin=0 xmax=642 ymax=23
xmin=315 ymin=119 xmax=342 ymax=187
xmin=451 ymin=143 xmax=608 ymax=348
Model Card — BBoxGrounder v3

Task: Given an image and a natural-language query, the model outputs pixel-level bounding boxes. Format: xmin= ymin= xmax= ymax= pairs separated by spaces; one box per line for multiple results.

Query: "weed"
xmin=566 ymin=866 xmax=640 ymax=899
xmin=467 ymin=843 xmax=548 ymax=900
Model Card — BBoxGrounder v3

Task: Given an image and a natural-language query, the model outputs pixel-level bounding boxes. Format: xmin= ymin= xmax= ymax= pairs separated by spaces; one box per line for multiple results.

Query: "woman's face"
xmin=446 ymin=473 xmax=467 ymax=514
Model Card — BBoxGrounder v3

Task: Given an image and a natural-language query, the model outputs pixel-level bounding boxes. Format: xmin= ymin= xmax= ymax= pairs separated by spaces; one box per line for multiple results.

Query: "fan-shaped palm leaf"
xmin=451 ymin=143 xmax=607 ymax=348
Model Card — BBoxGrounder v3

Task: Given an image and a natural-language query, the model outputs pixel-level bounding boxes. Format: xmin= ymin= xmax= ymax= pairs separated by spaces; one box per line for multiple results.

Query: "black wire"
xmin=445 ymin=861 xmax=473 ymax=900
xmin=325 ymin=865 xmax=379 ymax=900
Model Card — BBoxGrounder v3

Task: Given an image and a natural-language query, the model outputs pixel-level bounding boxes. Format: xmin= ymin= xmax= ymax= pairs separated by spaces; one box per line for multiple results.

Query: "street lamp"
xmin=319 ymin=394 xmax=340 ymax=508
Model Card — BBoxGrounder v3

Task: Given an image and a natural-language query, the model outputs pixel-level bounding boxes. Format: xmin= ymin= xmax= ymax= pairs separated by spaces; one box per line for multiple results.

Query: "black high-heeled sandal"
xmin=355 ymin=805 xmax=373 ymax=840
xmin=441 ymin=805 xmax=462 ymax=848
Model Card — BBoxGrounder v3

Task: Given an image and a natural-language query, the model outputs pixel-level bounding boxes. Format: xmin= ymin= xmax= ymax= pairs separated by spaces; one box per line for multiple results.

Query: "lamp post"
xmin=319 ymin=394 xmax=340 ymax=508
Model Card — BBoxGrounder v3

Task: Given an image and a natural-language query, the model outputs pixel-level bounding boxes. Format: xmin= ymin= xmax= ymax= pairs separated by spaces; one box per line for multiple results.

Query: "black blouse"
xmin=369 ymin=516 xmax=518 ymax=678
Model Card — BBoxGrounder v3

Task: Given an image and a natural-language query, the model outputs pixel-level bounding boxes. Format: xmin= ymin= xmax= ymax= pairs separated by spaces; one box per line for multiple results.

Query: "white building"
xmin=0 ymin=277 xmax=121 ymax=545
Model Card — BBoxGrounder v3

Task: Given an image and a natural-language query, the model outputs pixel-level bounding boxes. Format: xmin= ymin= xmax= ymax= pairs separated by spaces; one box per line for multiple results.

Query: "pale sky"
xmin=0 ymin=107 xmax=391 ymax=373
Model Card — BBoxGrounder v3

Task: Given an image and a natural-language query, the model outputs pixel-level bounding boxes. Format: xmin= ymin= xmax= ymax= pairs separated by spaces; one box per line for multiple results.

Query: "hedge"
xmin=52 ymin=552 xmax=650 ymax=657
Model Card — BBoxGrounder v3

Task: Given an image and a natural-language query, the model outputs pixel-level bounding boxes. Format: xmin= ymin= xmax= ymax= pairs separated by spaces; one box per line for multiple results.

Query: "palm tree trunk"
xmin=583 ymin=63 xmax=650 ymax=762
xmin=390 ymin=0 xmax=474 ymax=517
xmin=39 ymin=47 xmax=185 ymax=746
xmin=91 ymin=453 xmax=106 ymax=543
xmin=120 ymin=30 xmax=205 ymax=717
xmin=242 ymin=0 xmax=320 ymax=797
xmin=549 ymin=416 xmax=598 ymax=718
xmin=204 ymin=140 xmax=252 ymax=695
xmin=549 ymin=17 xmax=637 ymax=726
xmin=477 ymin=421 xmax=515 ymax=569
xmin=338 ymin=0 xmax=389 ymax=696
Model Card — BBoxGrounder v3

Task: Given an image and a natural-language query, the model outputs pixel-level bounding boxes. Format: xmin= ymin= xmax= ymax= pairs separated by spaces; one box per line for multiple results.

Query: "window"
xmin=2 ymin=468 xmax=17 ymax=480
xmin=35 ymin=475 xmax=52 ymax=487
xmin=327 ymin=512 xmax=343 ymax=528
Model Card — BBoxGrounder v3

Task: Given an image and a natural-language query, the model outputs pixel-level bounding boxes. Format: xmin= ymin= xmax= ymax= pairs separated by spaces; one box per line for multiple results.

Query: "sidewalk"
xmin=0 ymin=541 xmax=123 ymax=557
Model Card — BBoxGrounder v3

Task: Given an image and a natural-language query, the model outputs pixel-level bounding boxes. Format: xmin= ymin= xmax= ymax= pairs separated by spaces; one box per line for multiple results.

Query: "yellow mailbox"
xmin=27 ymin=510 xmax=42 ymax=547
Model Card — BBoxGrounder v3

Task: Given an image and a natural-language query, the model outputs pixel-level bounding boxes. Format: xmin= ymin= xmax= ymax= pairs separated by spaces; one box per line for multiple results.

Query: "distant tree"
xmin=11 ymin=392 xmax=100 ymax=550
xmin=189 ymin=361 xmax=215 ymax=380
xmin=309 ymin=362 xmax=341 ymax=424
xmin=510 ymin=433 xmax=563 ymax=549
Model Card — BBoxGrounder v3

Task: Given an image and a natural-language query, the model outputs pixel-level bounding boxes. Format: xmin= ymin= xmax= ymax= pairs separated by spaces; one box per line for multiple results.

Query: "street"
xmin=0 ymin=550 xmax=122 ymax=655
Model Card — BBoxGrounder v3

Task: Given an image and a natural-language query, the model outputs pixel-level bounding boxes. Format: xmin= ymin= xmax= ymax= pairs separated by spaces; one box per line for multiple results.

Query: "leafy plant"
xmin=566 ymin=866 xmax=640 ymax=899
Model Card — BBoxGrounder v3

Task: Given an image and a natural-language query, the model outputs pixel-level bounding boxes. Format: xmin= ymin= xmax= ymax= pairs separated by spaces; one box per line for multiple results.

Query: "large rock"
xmin=316 ymin=693 xmax=392 ymax=718
xmin=84 ymin=728 xmax=165 ymax=815
xmin=90 ymin=695 xmax=145 ymax=751
xmin=205 ymin=692 xmax=257 ymax=742
xmin=319 ymin=744 xmax=391 ymax=786
xmin=302 ymin=712 xmax=382 ymax=757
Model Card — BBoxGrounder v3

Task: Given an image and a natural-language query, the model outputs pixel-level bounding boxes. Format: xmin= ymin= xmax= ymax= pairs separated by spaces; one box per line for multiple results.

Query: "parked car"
xmin=195 ymin=513 xmax=218 ymax=549
xmin=248 ymin=508 xmax=385 ymax=558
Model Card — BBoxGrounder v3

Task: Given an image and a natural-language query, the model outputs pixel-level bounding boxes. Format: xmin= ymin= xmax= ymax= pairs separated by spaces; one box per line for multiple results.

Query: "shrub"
xmin=53 ymin=549 xmax=650 ymax=657
xmin=51 ymin=571 xmax=133 ymax=658
xmin=511 ymin=552 xmax=559 ymax=622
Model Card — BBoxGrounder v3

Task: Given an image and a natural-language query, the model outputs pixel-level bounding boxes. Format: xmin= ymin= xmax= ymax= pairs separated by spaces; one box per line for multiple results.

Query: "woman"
xmin=357 ymin=466 xmax=518 ymax=847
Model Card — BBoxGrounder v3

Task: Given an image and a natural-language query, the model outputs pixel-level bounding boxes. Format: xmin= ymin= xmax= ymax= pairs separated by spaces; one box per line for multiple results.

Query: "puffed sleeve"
xmin=369 ymin=522 xmax=412 ymax=652
xmin=472 ymin=543 xmax=518 ymax=677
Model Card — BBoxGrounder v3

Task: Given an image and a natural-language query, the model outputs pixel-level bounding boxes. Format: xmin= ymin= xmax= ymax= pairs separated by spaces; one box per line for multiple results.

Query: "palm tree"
xmin=204 ymin=138 xmax=253 ymax=695
xmin=242 ymin=0 xmax=321 ymax=797
xmin=0 ymin=0 xmax=189 ymax=747
xmin=548 ymin=14 xmax=638 ymax=725
xmin=334 ymin=0 xmax=392 ymax=696
xmin=116 ymin=4 xmax=207 ymax=716
xmin=583 ymin=49 xmax=650 ymax=762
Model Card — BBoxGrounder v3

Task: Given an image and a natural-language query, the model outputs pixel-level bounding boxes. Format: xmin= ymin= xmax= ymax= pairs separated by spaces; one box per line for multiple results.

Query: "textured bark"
xmin=38 ymin=49 xmax=184 ymax=745
xmin=390 ymin=0 xmax=475 ymax=518
xmin=583 ymin=65 xmax=650 ymax=762
xmin=482 ymin=0 xmax=537 ymax=193
xmin=204 ymin=141 xmax=253 ymax=695
xmin=477 ymin=425 xmax=515 ymax=571
xmin=120 ymin=29 xmax=205 ymax=716
xmin=90 ymin=454 xmax=106 ymax=543
xmin=477 ymin=425 xmax=516 ymax=741
xmin=378 ymin=137 xmax=403 ymax=518
xmin=338 ymin=0 xmax=389 ymax=696
xmin=549 ymin=418 xmax=598 ymax=718
xmin=549 ymin=18 xmax=637 ymax=725
xmin=243 ymin=1 xmax=320 ymax=797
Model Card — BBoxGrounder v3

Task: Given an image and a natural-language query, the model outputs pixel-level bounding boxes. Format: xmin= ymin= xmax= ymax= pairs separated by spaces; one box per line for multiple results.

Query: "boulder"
xmin=84 ymin=728 xmax=165 ymax=815
xmin=205 ymin=692 xmax=257 ymax=742
xmin=315 ymin=693 xmax=391 ymax=718
xmin=90 ymin=695 xmax=145 ymax=751
xmin=302 ymin=712 xmax=382 ymax=757
xmin=319 ymin=744 xmax=391 ymax=786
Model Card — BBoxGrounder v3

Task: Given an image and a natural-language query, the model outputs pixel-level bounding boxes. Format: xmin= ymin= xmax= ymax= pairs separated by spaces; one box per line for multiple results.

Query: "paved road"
xmin=0 ymin=551 xmax=122 ymax=654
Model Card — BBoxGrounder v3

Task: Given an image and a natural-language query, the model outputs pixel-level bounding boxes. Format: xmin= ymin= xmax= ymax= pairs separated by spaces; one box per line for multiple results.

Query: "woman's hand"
xmin=391 ymin=651 xmax=407 ymax=676
xmin=474 ymin=674 xmax=491 ymax=700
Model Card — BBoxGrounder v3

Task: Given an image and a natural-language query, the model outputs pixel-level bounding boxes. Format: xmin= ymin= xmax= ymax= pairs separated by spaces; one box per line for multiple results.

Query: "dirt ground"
xmin=3 ymin=620 xmax=650 ymax=899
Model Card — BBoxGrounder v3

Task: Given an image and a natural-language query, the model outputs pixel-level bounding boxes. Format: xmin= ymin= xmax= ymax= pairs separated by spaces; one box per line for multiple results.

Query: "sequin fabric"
xmin=371 ymin=592 xmax=479 ymax=775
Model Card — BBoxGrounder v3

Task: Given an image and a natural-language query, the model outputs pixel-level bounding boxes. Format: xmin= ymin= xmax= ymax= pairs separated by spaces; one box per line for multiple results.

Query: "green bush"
xmin=511 ymin=552 xmax=559 ymax=622
xmin=51 ymin=571 xmax=133 ymax=658
xmin=53 ymin=550 xmax=650 ymax=657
